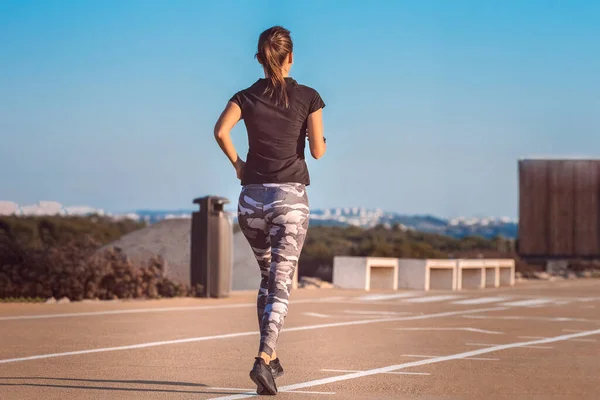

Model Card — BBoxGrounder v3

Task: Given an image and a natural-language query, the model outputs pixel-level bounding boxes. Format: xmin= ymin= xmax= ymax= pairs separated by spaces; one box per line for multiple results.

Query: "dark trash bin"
xmin=190 ymin=196 xmax=233 ymax=298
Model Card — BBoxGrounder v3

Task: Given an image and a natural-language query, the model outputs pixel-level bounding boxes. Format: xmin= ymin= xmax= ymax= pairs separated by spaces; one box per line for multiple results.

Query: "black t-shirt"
xmin=229 ymin=77 xmax=325 ymax=186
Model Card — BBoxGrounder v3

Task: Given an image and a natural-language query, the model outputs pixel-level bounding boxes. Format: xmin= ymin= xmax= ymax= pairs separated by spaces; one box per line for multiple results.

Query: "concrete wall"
xmin=485 ymin=267 xmax=498 ymax=288
xmin=105 ymin=219 xmax=298 ymax=292
xmin=397 ymin=259 xmax=428 ymax=290
xmin=333 ymin=257 xmax=368 ymax=290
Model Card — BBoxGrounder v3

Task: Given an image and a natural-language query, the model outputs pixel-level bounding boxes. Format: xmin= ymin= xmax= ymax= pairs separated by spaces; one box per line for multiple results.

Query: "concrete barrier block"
xmin=333 ymin=257 xmax=398 ymax=291
xmin=497 ymin=259 xmax=515 ymax=287
xmin=398 ymin=259 xmax=457 ymax=291
xmin=457 ymin=260 xmax=486 ymax=290
xmin=483 ymin=260 xmax=500 ymax=288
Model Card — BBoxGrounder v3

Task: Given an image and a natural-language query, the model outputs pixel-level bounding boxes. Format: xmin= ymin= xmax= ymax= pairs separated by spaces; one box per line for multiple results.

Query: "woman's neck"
xmin=263 ymin=68 xmax=290 ymax=78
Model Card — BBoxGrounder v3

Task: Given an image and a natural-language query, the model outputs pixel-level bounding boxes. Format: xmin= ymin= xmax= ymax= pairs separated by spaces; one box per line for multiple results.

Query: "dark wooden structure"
xmin=518 ymin=159 xmax=600 ymax=261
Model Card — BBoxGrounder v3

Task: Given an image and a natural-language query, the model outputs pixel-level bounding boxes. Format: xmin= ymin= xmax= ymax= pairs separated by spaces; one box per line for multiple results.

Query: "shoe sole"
xmin=250 ymin=369 xmax=277 ymax=395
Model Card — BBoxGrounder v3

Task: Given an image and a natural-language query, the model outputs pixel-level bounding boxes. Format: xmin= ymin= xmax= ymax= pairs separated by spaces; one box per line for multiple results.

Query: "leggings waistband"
xmin=242 ymin=183 xmax=306 ymax=190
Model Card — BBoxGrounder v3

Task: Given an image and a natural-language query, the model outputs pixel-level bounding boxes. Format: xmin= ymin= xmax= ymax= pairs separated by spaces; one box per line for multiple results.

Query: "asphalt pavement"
xmin=1 ymin=279 xmax=599 ymax=399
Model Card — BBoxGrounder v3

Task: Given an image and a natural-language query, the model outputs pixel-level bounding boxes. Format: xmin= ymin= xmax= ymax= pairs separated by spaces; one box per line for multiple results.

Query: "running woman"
xmin=213 ymin=26 xmax=326 ymax=395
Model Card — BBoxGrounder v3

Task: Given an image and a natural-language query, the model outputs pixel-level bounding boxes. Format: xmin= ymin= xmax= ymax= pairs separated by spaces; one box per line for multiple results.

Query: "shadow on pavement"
xmin=0 ymin=377 xmax=250 ymax=396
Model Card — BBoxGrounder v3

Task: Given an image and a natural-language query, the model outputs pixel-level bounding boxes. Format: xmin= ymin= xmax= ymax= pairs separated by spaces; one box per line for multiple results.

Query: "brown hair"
xmin=255 ymin=26 xmax=293 ymax=108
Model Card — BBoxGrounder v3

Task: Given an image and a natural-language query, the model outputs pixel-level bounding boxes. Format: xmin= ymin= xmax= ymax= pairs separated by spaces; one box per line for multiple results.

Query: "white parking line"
xmin=322 ymin=300 xmax=419 ymax=306
xmin=452 ymin=297 xmax=511 ymax=305
xmin=304 ymin=311 xmax=387 ymax=319
xmin=394 ymin=327 xmax=503 ymax=335
xmin=0 ymin=306 xmax=506 ymax=364
xmin=576 ymin=297 xmax=600 ymax=302
xmin=465 ymin=342 xmax=554 ymax=350
xmin=501 ymin=299 xmax=556 ymax=307
xmin=402 ymin=354 xmax=499 ymax=361
xmin=0 ymin=304 xmax=255 ymax=321
xmin=344 ymin=310 xmax=414 ymax=316
xmin=208 ymin=329 xmax=600 ymax=400
xmin=318 ymin=296 xmax=346 ymax=301
xmin=286 ymin=391 xmax=336 ymax=395
xmin=0 ymin=298 xmax=339 ymax=322
xmin=303 ymin=312 xmax=331 ymax=318
xmin=513 ymin=295 xmax=599 ymax=303
xmin=403 ymin=295 xmax=462 ymax=304
xmin=321 ymin=369 xmax=430 ymax=376
xmin=358 ymin=293 xmax=423 ymax=301
xmin=518 ymin=336 xmax=547 ymax=339
xmin=463 ymin=315 xmax=600 ymax=323
xmin=518 ymin=335 xmax=597 ymax=343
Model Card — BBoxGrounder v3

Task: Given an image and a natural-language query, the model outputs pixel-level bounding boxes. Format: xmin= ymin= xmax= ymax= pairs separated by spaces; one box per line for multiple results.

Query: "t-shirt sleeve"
xmin=229 ymin=91 xmax=244 ymax=109
xmin=308 ymin=89 xmax=326 ymax=114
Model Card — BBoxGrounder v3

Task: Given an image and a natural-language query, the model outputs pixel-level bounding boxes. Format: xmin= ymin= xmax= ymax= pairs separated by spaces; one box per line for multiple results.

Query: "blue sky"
xmin=1 ymin=0 xmax=599 ymax=218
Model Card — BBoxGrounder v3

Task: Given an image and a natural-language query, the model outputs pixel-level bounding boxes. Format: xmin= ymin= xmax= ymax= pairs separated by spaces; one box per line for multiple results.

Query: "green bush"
xmin=0 ymin=216 xmax=517 ymax=297
xmin=0 ymin=215 xmax=144 ymax=249
xmin=0 ymin=217 xmax=192 ymax=301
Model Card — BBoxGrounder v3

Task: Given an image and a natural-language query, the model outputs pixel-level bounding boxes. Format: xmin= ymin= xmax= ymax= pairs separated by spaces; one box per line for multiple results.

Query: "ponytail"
xmin=256 ymin=26 xmax=293 ymax=108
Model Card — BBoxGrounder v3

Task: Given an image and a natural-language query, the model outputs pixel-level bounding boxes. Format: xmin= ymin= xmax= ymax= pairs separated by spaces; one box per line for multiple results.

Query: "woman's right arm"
xmin=307 ymin=108 xmax=326 ymax=159
xmin=214 ymin=101 xmax=245 ymax=179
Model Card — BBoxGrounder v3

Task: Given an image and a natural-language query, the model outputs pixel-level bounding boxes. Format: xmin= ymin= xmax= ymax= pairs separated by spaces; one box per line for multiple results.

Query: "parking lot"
xmin=1 ymin=279 xmax=599 ymax=399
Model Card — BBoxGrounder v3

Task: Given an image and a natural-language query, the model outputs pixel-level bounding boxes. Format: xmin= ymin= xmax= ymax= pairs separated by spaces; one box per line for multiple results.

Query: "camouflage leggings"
xmin=237 ymin=183 xmax=310 ymax=357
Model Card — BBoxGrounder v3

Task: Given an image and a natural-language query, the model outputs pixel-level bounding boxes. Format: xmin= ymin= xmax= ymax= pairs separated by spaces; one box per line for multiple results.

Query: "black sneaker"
xmin=269 ymin=358 xmax=284 ymax=379
xmin=249 ymin=357 xmax=277 ymax=395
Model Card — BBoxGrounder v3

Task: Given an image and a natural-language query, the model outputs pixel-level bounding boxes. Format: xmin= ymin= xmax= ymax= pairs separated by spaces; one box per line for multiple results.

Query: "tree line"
xmin=0 ymin=216 xmax=517 ymax=300
xmin=0 ymin=216 xmax=194 ymax=301
xmin=298 ymin=225 xmax=516 ymax=280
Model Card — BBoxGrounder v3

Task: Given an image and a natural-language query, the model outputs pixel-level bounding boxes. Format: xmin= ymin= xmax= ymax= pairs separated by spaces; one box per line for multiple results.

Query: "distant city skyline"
xmin=2 ymin=1 xmax=600 ymax=218
xmin=0 ymin=200 xmax=519 ymax=240
xmin=0 ymin=200 xmax=518 ymax=223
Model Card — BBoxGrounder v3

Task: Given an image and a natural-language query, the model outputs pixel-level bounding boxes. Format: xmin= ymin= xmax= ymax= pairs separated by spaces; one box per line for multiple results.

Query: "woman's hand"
xmin=234 ymin=158 xmax=246 ymax=181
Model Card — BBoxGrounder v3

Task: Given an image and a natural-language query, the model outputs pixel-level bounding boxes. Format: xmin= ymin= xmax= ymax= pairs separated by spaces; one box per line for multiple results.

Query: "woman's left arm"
xmin=214 ymin=101 xmax=244 ymax=180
